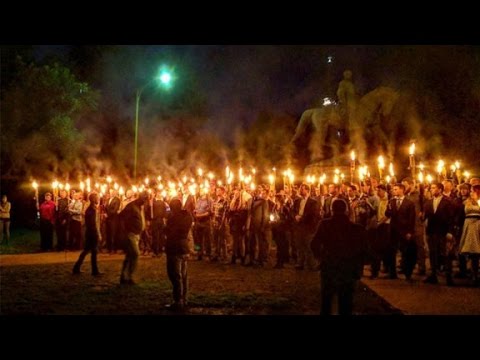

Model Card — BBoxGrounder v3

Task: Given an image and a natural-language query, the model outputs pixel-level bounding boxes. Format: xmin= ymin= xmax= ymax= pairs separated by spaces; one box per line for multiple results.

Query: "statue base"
xmin=304 ymin=153 xmax=354 ymax=184
xmin=305 ymin=153 xmax=352 ymax=172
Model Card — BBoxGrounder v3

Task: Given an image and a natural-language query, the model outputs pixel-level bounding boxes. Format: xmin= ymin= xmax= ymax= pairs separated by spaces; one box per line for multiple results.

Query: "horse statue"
xmin=291 ymin=102 xmax=346 ymax=163
xmin=292 ymin=85 xmax=421 ymax=163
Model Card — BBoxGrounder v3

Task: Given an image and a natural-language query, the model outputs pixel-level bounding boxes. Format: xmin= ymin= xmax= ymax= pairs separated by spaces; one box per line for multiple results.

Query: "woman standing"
xmin=0 ymin=195 xmax=11 ymax=244
xmin=459 ymin=184 xmax=480 ymax=286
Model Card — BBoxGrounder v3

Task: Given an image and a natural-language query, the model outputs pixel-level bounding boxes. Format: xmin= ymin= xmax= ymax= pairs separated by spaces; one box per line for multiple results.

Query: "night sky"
xmin=30 ymin=45 xmax=401 ymax=135
xmin=30 ymin=44 xmax=478 ymax=120
xmin=3 ymin=44 xmax=480 ymax=178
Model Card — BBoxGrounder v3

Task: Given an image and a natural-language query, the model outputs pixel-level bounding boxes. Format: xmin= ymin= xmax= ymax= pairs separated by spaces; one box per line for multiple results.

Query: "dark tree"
xmin=1 ymin=58 xmax=99 ymax=178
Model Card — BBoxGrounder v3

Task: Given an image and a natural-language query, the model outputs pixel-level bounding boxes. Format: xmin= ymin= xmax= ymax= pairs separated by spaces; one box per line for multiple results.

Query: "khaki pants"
xmin=121 ymin=233 xmax=140 ymax=281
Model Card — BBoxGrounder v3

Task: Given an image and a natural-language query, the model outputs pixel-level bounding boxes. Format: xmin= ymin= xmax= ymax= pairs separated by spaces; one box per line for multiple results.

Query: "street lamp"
xmin=134 ymin=68 xmax=174 ymax=179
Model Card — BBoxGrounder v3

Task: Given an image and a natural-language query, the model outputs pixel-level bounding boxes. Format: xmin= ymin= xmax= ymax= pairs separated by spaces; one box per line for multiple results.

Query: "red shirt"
xmin=39 ymin=200 xmax=56 ymax=224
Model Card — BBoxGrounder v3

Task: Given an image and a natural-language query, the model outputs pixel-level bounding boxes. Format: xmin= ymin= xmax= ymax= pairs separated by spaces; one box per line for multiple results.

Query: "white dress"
xmin=459 ymin=201 xmax=480 ymax=255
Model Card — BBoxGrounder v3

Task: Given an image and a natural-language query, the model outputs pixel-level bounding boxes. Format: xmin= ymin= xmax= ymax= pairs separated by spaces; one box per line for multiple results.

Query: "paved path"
xmin=362 ymin=273 xmax=480 ymax=315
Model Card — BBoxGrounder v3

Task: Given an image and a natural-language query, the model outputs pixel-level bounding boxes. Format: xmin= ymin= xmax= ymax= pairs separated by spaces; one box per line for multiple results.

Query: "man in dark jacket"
xmin=311 ymin=199 xmax=367 ymax=315
xmin=293 ymin=184 xmax=320 ymax=270
xmin=385 ymin=183 xmax=417 ymax=280
xmin=422 ymin=182 xmax=455 ymax=285
xmin=72 ymin=193 xmax=102 ymax=276
xmin=55 ymin=190 xmax=69 ymax=251
xmin=165 ymin=198 xmax=193 ymax=311
xmin=105 ymin=189 xmax=121 ymax=254
xmin=146 ymin=190 xmax=168 ymax=257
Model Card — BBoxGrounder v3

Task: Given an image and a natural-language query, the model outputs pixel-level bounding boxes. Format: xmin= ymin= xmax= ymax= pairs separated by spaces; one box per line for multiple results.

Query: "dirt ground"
xmin=0 ymin=252 xmax=400 ymax=315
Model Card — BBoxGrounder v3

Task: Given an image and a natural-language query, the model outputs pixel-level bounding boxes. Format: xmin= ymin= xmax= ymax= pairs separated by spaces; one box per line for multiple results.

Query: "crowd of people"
xmin=2 ymin=174 xmax=479 ymax=313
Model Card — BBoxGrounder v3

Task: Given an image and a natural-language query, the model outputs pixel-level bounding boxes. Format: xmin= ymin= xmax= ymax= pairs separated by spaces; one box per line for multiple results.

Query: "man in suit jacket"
xmin=55 ymin=190 xmax=69 ymax=251
xmin=293 ymin=184 xmax=320 ymax=270
xmin=422 ymin=182 xmax=455 ymax=285
xmin=385 ymin=183 xmax=417 ymax=280
xmin=146 ymin=190 xmax=168 ymax=256
xmin=402 ymin=177 xmax=427 ymax=276
xmin=179 ymin=188 xmax=196 ymax=255
xmin=105 ymin=190 xmax=121 ymax=253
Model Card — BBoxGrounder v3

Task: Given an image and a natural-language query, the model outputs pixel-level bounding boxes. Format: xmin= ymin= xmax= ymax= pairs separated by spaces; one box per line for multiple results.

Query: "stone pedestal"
xmin=304 ymin=153 xmax=352 ymax=177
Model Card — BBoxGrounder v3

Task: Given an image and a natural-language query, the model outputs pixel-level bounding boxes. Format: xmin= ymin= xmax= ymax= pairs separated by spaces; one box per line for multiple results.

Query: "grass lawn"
xmin=1 ymin=227 xmax=401 ymax=315
xmin=0 ymin=253 xmax=401 ymax=315
xmin=0 ymin=227 xmax=40 ymax=254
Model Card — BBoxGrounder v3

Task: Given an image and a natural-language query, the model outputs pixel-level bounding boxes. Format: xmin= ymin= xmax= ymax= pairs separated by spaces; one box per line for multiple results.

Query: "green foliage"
xmin=1 ymin=58 xmax=99 ymax=177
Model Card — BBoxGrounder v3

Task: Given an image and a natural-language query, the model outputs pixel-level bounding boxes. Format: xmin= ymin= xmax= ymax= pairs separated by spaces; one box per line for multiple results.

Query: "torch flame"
xmin=268 ymin=174 xmax=275 ymax=185
xmin=418 ymin=172 xmax=424 ymax=183
xmin=437 ymin=160 xmax=445 ymax=174
xmin=389 ymin=163 xmax=395 ymax=177
xmin=377 ymin=156 xmax=385 ymax=169
xmin=409 ymin=142 xmax=415 ymax=155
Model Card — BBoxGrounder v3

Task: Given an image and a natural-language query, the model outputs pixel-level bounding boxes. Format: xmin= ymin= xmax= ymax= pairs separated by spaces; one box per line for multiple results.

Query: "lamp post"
xmin=133 ymin=87 xmax=144 ymax=181
xmin=133 ymin=69 xmax=173 ymax=180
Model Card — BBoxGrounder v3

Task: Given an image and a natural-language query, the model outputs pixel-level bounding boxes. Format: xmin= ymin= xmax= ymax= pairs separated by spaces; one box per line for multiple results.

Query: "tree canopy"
xmin=1 ymin=58 xmax=99 ymax=178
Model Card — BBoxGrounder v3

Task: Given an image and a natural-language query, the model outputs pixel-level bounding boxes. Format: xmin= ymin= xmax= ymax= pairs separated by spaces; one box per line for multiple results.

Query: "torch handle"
xmin=35 ymin=190 xmax=40 ymax=219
